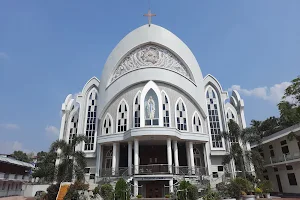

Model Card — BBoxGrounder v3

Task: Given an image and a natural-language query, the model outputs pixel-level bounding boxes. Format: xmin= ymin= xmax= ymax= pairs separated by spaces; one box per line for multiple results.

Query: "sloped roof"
xmin=0 ymin=155 xmax=34 ymax=168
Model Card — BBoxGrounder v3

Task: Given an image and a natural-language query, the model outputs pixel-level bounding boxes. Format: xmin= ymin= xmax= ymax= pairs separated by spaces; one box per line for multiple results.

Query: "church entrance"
xmin=145 ymin=181 xmax=166 ymax=198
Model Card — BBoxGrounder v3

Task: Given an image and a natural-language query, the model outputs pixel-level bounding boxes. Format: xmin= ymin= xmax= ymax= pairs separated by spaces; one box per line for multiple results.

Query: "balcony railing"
xmin=99 ymin=165 xmax=208 ymax=177
xmin=265 ymin=152 xmax=300 ymax=165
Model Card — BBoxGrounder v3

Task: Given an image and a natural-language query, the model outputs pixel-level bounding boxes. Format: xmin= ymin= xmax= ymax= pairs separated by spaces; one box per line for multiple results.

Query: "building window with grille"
xmin=281 ymin=140 xmax=290 ymax=154
xmin=192 ymin=112 xmax=202 ymax=133
xmin=102 ymin=114 xmax=113 ymax=134
xmin=162 ymin=91 xmax=170 ymax=127
xmin=69 ymin=112 xmax=79 ymax=145
xmin=134 ymin=92 xmax=141 ymax=127
xmin=175 ymin=98 xmax=187 ymax=131
xmin=84 ymin=91 xmax=98 ymax=151
xmin=288 ymin=173 xmax=298 ymax=185
xmin=117 ymin=100 xmax=128 ymax=132
xmin=144 ymin=89 xmax=159 ymax=126
xmin=206 ymin=87 xmax=223 ymax=148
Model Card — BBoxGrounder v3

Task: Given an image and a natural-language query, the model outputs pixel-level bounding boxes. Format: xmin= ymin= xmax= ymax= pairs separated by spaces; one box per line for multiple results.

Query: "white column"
xmin=186 ymin=142 xmax=191 ymax=169
xmin=99 ymin=145 xmax=103 ymax=176
xmin=134 ymin=179 xmax=138 ymax=197
xmin=169 ymin=179 xmax=174 ymax=194
xmin=134 ymin=139 xmax=139 ymax=174
xmin=204 ymin=142 xmax=212 ymax=175
xmin=173 ymin=141 xmax=179 ymax=174
xmin=112 ymin=143 xmax=117 ymax=176
xmin=167 ymin=138 xmax=173 ymax=174
xmin=116 ymin=143 xmax=120 ymax=175
xmin=95 ymin=144 xmax=101 ymax=177
xmin=128 ymin=141 xmax=133 ymax=176
xmin=189 ymin=142 xmax=195 ymax=174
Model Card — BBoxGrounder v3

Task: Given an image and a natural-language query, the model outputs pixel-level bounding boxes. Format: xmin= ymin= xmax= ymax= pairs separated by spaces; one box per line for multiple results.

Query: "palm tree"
xmin=50 ymin=135 xmax=87 ymax=183
xmin=220 ymin=120 xmax=264 ymax=178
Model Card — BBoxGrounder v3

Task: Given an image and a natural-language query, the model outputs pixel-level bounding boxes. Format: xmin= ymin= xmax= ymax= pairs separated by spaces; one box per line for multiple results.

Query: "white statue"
xmin=146 ymin=96 xmax=155 ymax=119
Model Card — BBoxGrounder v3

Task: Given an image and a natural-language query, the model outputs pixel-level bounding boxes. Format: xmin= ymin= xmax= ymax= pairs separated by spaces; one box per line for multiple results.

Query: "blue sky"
xmin=0 ymin=0 xmax=299 ymax=154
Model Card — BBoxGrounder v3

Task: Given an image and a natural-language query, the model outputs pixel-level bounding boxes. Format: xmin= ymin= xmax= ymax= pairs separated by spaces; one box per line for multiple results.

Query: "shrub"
xmin=187 ymin=184 xmax=199 ymax=200
xmin=100 ymin=184 xmax=114 ymax=200
xmin=46 ymin=184 xmax=60 ymax=200
xmin=115 ymin=178 xmax=129 ymax=200
xmin=258 ymin=180 xmax=273 ymax=193
xmin=202 ymin=184 xmax=220 ymax=200
xmin=136 ymin=194 xmax=142 ymax=198
xmin=64 ymin=184 xmax=80 ymax=200
xmin=254 ymin=187 xmax=262 ymax=194
xmin=165 ymin=194 xmax=171 ymax=198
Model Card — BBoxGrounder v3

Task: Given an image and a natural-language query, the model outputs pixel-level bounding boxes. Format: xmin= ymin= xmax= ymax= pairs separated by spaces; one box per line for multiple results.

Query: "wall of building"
xmin=0 ymin=181 xmax=23 ymax=197
xmin=258 ymin=129 xmax=300 ymax=194
xmin=23 ymin=184 xmax=50 ymax=197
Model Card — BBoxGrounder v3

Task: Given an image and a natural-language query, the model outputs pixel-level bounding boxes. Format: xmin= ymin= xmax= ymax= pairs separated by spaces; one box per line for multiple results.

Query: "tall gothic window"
xmin=117 ymin=100 xmax=128 ymax=132
xmin=144 ymin=89 xmax=159 ymax=126
xmin=133 ymin=92 xmax=141 ymax=127
xmin=226 ymin=108 xmax=238 ymax=143
xmin=193 ymin=148 xmax=203 ymax=167
xmin=69 ymin=112 xmax=79 ymax=145
xmin=192 ymin=112 xmax=202 ymax=133
xmin=84 ymin=91 xmax=98 ymax=151
xmin=206 ymin=87 xmax=223 ymax=148
xmin=175 ymin=98 xmax=187 ymax=131
xmin=162 ymin=92 xmax=170 ymax=127
xmin=105 ymin=149 xmax=113 ymax=169
xmin=102 ymin=114 xmax=113 ymax=134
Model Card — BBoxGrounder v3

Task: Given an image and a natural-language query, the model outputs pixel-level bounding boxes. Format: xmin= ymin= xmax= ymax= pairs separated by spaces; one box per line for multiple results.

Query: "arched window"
xmin=144 ymin=89 xmax=159 ymax=126
xmin=193 ymin=148 xmax=203 ymax=167
xmin=206 ymin=87 xmax=223 ymax=148
xmin=105 ymin=149 xmax=113 ymax=169
xmin=226 ymin=108 xmax=238 ymax=143
xmin=84 ymin=90 xmax=98 ymax=151
xmin=175 ymin=98 xmax=187 ymax=131
xmin=226 ymin=109 xmax=236 ymax=122
xmin=117 ymin=99 xmax=129 ymax=132
xmin=162 ymin=91 xmax=170 ymax=127
xmin=102 ymin=114 xmax=113 ymax=134
xmin=133 ymin=92 xmax=141 ymax=127
xmin=192 ymin=112 xmax=202 ymax=133
xmin=69 ymin=112 xmax=79 ymax=144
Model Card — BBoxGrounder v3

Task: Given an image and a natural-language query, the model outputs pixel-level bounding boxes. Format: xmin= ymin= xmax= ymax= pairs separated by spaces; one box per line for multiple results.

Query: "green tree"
xmin=11 ymin=150 xmax=31 ymax=163
xmin=100 ymin=184 xmax=114 ymax=200
xmin=220 ymin=120 xmax=264 ymax=178
xmin=32 ymin=151 xmax=56 ymax=183
xmin=278 ymin=76 xmax=300 ymax=127
xmin=177 ymin=180 xmax=199 ymax=200
xmin=115 ymin=178 xmax=130 ymax=200
xmin=50 ymin=135 xmax=87 ymax=183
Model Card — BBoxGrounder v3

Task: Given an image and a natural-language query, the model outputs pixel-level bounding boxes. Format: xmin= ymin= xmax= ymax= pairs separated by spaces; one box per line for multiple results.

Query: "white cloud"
xmin=228 ymin=82 xmax=291 ymax=104
xmin=45 ymin=125 xmax=59 ymax=137
xmin=0 ymin=52 xmax=9 ymax=59
xmin=0 ymin=123 xmax=20 ymax=130
xmin=0 ymin=141 xmax=31 ymax=154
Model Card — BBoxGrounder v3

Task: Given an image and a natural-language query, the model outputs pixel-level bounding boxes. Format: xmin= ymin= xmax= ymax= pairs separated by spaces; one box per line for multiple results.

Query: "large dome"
xmin=98 ymin=24 xmax=206 ymax=115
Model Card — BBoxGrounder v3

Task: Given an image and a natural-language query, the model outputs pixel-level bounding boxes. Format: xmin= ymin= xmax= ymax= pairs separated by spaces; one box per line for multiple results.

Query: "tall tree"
xmin=50 ymin=135 xmax=87 ymax=183
xmin=32 ymin=151 xmax=56 ymax=183
xmin=221 ymin=120 xmax=264 ymax=178
xmin=278 ymin=76 xmax=300 ymax=127
xmin=11 ymin=151 xmax=31 ymax=163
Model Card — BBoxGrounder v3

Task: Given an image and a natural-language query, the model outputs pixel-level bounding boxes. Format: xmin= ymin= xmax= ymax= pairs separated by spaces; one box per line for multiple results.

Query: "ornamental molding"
xmin=108 ymin=44 xmax=194 ymax=85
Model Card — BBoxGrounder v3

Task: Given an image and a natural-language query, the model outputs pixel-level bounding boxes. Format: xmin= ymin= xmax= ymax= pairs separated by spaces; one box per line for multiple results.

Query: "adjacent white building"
xmin=251 ymin=124 xmax=300 ymax=194
xmin=58 ymin=23 xmax=250 ymax=198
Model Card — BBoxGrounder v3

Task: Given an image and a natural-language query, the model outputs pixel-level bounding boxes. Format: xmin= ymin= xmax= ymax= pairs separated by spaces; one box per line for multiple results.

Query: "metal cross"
xmin=144 ymin=10 xmax=156 ymax=27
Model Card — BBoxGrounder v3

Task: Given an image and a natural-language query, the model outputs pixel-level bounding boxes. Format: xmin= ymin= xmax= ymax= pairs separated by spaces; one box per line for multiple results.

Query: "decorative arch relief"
xmin=108 ymin=44 xmax=194 ymax=85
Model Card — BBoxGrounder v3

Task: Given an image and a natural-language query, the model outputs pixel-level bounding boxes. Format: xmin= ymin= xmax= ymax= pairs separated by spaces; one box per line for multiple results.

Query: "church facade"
xmin=58 ymin=24 xmax=250 ymax=198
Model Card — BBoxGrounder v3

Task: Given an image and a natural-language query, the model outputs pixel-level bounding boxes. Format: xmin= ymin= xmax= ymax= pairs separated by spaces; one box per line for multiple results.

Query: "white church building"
xmin=58 ymin=23 xmax=250 ymax=198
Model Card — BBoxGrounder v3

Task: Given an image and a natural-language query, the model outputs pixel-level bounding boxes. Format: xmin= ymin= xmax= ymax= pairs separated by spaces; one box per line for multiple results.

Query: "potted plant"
xmin=165 ymin=194 xmax=171 ymax=198
xmin=216 ymin=182 xmax=236 ymax=200
xmin=136 ymin=194 xmax=142 ymax=198
xmin=254 ymin=187 xmax=262 ymax=199
xmin=258 ymin=180 xmax=272 ymax=199
xmin=230 ymin=177 xmax=254 ymax=200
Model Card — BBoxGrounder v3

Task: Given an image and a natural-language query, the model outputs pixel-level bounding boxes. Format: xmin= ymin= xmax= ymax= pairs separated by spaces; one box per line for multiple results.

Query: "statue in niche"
xmin=146 ymin=96 xmax=155 ymax=119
